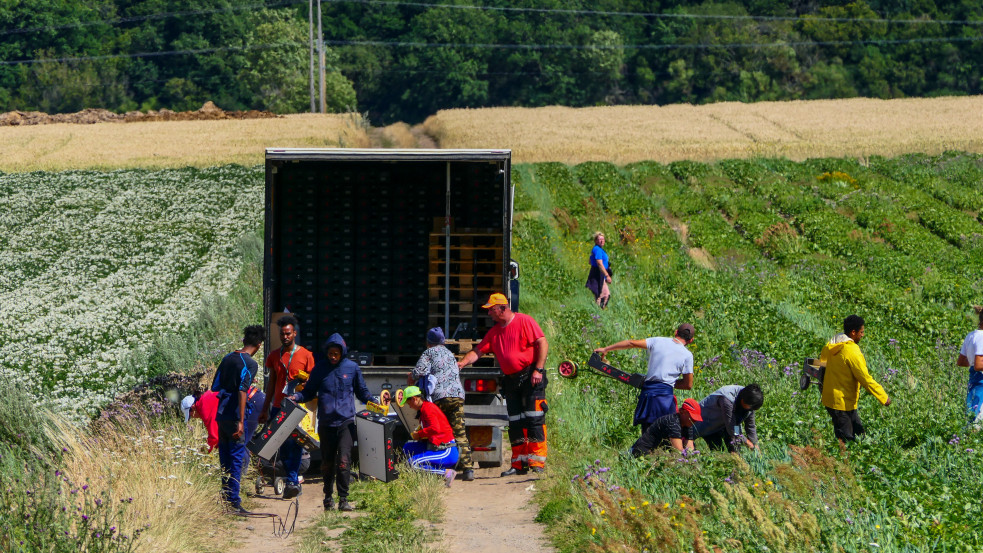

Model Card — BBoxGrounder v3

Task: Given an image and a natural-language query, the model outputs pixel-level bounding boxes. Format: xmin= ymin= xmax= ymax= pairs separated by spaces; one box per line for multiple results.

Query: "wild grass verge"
xmin=296 ymin=465 xmax=446 ymax=553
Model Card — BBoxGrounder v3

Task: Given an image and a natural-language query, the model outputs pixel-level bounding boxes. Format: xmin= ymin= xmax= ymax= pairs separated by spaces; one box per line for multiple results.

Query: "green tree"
xmin=16 ymin=49 xmax=129 ymax=113
xmin=580 ymin=30 xmax=626 ymax=103
xmin=239 ymin=10 xmax=312 ymax=113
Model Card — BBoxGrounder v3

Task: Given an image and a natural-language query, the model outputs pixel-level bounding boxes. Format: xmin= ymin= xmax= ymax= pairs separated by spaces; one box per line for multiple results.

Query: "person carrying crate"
xmin=259 ymin=315 xmax=315 ymax=500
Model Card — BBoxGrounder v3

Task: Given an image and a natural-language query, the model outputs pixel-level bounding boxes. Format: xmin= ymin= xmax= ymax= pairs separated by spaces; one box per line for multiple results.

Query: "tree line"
xmin=2 ymin=0 xmax=981 ymax=123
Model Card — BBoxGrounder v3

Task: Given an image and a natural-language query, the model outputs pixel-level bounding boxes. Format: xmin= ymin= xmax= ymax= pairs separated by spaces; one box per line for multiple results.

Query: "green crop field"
xmin=3 ymin=152 xmax=983 ymax=551
xmin=513 ymin=153 xmax=983 ymax=552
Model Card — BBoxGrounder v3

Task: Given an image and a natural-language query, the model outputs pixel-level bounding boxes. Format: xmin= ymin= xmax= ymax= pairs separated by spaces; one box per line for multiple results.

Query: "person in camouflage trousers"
xmin=409 ymin=327 xmax=475 ymax=482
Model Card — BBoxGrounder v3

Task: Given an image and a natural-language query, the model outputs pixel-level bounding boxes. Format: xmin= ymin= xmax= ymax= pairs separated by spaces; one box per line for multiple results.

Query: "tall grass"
xmin=54 ymin=415 xmax=226 ymax=553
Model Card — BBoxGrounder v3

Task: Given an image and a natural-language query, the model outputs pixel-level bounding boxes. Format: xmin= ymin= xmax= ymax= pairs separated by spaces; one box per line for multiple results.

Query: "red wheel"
xmin=380 ymin=389 xmax=392 ymax=406
xmin=394 ymin=389 xmax=405 ymax=406
xmin=558 ymin=360 xmax=578 ymax=378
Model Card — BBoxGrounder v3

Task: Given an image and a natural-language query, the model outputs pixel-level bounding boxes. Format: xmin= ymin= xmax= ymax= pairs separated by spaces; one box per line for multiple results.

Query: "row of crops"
xmin=512 ymin=153 xmax=983 ymax=551
xmin=0 ymin=166 xmax=263 ymax=419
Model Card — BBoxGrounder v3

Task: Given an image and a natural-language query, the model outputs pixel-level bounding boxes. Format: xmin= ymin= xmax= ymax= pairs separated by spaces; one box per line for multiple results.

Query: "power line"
xmin=0 ymin=42 xmax=302 ymax=66
xmin=325 ymin=35 xmax=983 ymax=51
xmin=0 ymin=0 xmax=305 ymax=37
xmin=327 ymin=0 xmax=983 ymax=26
xmin=4 ymin=0 xmax=981 ymax=40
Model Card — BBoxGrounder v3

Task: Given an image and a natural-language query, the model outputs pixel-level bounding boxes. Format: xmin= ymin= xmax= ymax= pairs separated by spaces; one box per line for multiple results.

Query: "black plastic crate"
xmin=355 ymin=274 xmax=392 ymax=289
xmin=354 ymin=288 xmax=391 ymax=302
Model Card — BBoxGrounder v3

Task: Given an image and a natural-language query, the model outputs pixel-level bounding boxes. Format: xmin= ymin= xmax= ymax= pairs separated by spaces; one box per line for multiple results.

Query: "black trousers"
xmin=319 ymin=420 xmax=356 ymax=500
xmin=501 ymin=369 xmax=548 ymax=468
xmin=630 ymin=422 xmax=671 ymax=457
xmin=826 ymin=407 xmax=865 ymax=441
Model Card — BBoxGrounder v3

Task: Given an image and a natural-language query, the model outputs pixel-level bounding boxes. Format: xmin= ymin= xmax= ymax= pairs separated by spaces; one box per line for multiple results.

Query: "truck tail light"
xmin=467 ymin=426 xmax=493 ymax=448
xmin=464 ymin=379 xmax=497 ymax=393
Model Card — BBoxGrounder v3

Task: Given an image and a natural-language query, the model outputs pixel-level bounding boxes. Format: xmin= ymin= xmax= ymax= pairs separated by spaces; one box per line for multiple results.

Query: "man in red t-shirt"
xmin=259 ymin=315 xmax=315 ymax=499
xmin=457 ymin=293 xmax=549 ymax=476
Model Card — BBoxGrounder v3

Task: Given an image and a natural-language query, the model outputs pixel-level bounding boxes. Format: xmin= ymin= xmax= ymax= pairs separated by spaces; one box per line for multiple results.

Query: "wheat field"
xmin=423 ymin=95 xmax=983 ymax=164
xmin=2 ymin=96 xmax=981 ymax=171
xmin=0 ymin=113 xmax=371 ymax=172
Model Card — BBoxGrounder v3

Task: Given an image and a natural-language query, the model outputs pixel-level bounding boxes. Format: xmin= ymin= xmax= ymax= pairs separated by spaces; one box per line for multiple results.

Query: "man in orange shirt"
xmin=457 ymin=293 xmax=549 ymax=476
xmin=259 ymin=315 xmax=315 ymax=499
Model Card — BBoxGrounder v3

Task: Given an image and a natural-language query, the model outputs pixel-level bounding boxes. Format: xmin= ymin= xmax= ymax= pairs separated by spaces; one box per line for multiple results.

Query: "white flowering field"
xmin=0 ymin=166 xmax=263 ymax=419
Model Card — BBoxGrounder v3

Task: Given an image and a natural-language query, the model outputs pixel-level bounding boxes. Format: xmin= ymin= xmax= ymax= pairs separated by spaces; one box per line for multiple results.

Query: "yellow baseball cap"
xmin=481 ymin=293 xmax=509 ymax=309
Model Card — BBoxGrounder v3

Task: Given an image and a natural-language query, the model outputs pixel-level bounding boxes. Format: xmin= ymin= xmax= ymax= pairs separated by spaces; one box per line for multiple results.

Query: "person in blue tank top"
xmin=585 ymin=231 xmax=612 ymax=309
xmin=594 ymin=324 xmax=695 ymax=433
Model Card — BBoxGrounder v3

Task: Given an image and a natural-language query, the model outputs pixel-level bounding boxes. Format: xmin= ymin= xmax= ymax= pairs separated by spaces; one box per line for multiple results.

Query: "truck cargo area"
xmin=264 ymin=149 xmax=514 ymax=467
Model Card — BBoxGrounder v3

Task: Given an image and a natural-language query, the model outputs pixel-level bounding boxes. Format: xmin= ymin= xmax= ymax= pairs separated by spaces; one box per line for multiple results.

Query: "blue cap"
xmin=426 ymin=327 xmax=445 ymax=345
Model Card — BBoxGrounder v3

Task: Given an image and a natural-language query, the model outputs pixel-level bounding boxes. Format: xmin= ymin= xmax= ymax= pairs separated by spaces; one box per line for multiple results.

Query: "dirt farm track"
xmin=2 ymin=95 xmax=982 ymax=172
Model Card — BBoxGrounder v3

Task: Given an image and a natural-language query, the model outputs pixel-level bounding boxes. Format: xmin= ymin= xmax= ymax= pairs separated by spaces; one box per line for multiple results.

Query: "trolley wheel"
xmin=380 ymin=389 xmax=392 ymax=406
xmin=273 ymin=477 xmax=286 ymax=497
xmin=557 ymin=360 xmax=578 ymax=379
xmin=394 ymin=389 xmax=405 ymax=406
xmin=799 ymin=373 xmax=811 ymax=391
xmin=255 ymin=477 xmax=265 ymax=495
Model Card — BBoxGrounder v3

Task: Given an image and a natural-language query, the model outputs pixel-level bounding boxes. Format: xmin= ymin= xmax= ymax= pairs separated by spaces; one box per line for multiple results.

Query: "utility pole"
xmin=308 ymin=0 xmax=315 ymax=113
xmin=317 ymin=0 xmax=326 ymax=114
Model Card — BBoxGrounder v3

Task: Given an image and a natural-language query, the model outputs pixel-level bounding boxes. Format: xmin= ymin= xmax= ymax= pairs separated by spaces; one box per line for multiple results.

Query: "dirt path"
xmin=229 ymin=474 xmax=327 ymax=553
xmin=439 ymin=466 xmax=555 ymax=553
xmin=225 ymin=464 xmax=555 ymax=553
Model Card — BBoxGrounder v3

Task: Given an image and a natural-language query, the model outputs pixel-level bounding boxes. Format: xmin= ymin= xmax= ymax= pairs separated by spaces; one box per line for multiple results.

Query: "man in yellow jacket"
xmin=820 ymin=315 xmax=891 ymax=443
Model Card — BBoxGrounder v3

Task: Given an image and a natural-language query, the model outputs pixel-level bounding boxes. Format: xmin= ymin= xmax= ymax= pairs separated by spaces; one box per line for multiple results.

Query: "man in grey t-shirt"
xmin=594 ymin=323 xmax=695 ymax=429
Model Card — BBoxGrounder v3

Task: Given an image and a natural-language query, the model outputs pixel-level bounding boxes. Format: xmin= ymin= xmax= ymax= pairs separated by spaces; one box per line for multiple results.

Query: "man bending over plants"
xmin=594 ymin=324 xmax=695 ymax=434
xmin=821 ymin=315 xmax=891 ymax=444
xmin=693 ymin=384 xmax=763 ymax=453
xmin=630 ymin=398 xmax=702 ymax=456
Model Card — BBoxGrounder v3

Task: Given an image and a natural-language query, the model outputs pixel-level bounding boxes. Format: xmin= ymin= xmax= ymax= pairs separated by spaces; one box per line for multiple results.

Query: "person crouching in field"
xmin=821 ymin=315 xmax=891 ymax=444
xmin=630 ymin=398 xmax=702 ymax=456
xmin=693 ymin=384 xmax=763 ymax=453
xmin=585 ymin=231 xmax=612 ymax=309
xmin=398 ymin=386 xmax=460 ymax=487
xmin=957 ymin=306 xmax=983 ymax=426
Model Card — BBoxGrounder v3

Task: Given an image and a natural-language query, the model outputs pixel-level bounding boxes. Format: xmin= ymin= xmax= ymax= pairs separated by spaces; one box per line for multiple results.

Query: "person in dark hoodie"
xmin=289 ymin=333 xmax=374 ymax=512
